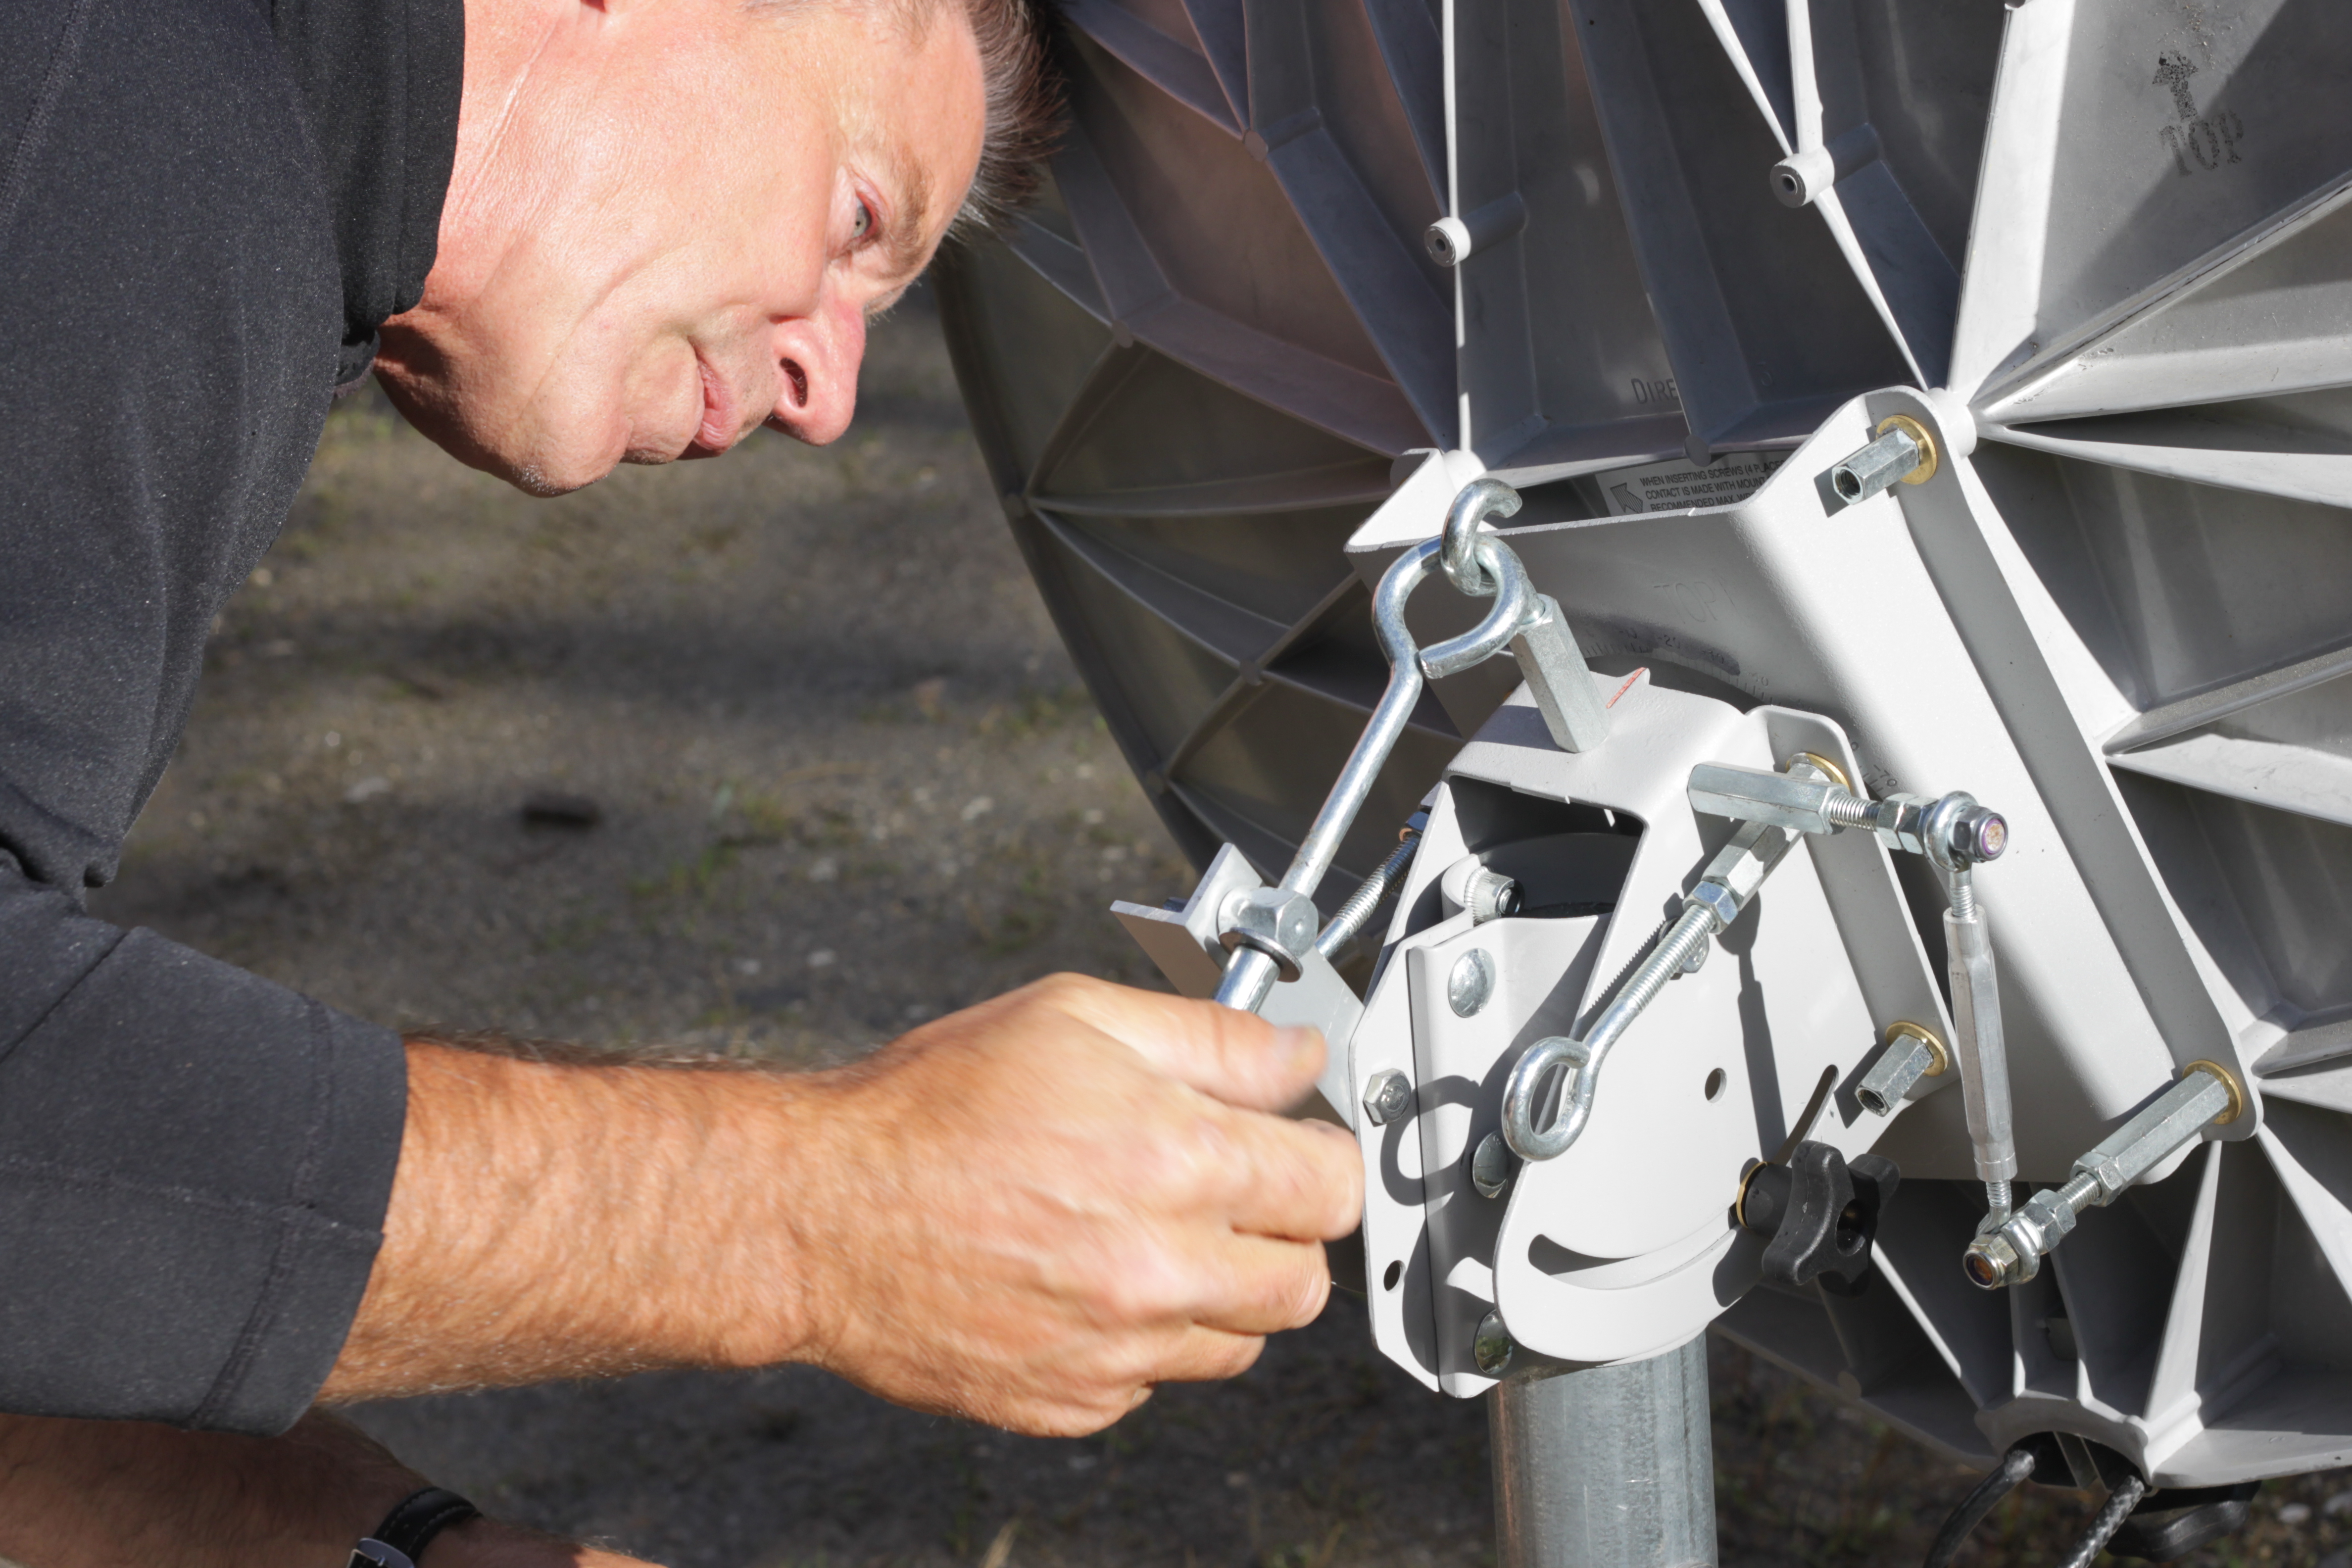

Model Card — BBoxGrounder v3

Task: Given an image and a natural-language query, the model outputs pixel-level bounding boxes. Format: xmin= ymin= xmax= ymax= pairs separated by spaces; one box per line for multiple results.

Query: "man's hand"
xmin=323 ymin=976 xmax=1364 ymax=1435
xmin=0 ymin=1409 xmax=652 ymax=1568
xmin=789 ymin=977 xmax=1363 ymax=1432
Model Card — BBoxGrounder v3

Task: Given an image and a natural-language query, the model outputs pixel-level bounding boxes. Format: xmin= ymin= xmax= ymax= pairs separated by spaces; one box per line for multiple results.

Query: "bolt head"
xmin=1472 ymin=1310 xmax=1515 ymax=1375
xmin=1966 ymin=810 xmax=2008 ymax=862
xmin=1470 ymin=1131 xmax=1515 ymax=1199
xmin=1448 ymin=949 xmax=1497 ymax=1017
xmin=1363 ymin=1069 xmax=1414 ymax=1127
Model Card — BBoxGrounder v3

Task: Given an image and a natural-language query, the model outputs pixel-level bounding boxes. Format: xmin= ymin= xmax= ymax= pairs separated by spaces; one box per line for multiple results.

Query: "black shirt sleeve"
xmin=0 ymin=864 xmax=405 ymax=1430
xmin=0 ymin=0 xmax=449 ymax=1433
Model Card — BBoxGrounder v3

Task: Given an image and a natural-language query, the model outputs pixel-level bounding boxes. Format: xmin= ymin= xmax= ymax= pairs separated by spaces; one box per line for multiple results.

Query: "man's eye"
xmin=851 ymin=199 xmax=874 ymax=242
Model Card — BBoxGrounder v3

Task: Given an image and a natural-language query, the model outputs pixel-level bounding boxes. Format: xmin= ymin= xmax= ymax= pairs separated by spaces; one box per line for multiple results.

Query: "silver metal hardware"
xmin=1501 ymin=762 xmax=1829 ymax=1162
xmin=1510 ymin=593 xmax=1613 ymax=753
xmin=1316 ymin=812 xmax=1426 ymax=960
xmin=1216 ymin=885 xmax=1319 ymax=983
xmin=1855 ymin=1022 xmax=1948 ymax=1116
xmin=1963 ymin=1064 xmax=2243 ymax=1289
xmin=1448 ymin=949 xmax=1497 ymax=1017
xmin=1442 ymin=478 xmax=1521 ymax=596
xmin=1827 ymin=413 xmax=1940 ymax=503
xmin=1684 ymin=766 xmax=2007 ymax=868
xmin=1471 ymin=1130 xmax=1515 ymax=1199
xmin=1440 ymin=855 xmax=1522 ymax=925
xmin=1211 ymin=528 xmax=1532 ymax=1015
xmin=1442 ymin=481 xmax=1611 ymax=753
xmin=1684 ymin=757 xmax=2018 ymax=1223
xmin=1830 ymin=426 xmax=1920 ymax=502
xmin=1362 ymin=1068 xmax=1415 ymax=1128
xmin=1946 ymin=867 xmax=2017 ymax=1196
xmin=1473 ymin=1309 xmax=1516 ymax=1375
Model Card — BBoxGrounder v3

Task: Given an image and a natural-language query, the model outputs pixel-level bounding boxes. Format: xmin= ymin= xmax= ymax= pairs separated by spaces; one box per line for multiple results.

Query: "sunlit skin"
xmin=375 ymin=0 xmax=986 ymax=493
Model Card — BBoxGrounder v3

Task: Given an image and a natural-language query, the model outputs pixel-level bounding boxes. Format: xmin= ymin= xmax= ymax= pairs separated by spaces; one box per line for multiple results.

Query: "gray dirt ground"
xmin=93 ymin=287 xmax=2347 ymax=1568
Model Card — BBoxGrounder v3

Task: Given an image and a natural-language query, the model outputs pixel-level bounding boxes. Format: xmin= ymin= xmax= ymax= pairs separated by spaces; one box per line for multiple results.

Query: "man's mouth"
xmin=685 ymin=353 xmax=741 ymax=458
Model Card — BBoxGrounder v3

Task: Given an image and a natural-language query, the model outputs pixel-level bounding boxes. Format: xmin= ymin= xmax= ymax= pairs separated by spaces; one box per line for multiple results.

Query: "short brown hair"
xmin=948 ymin=0 xmax=1062 ymax=237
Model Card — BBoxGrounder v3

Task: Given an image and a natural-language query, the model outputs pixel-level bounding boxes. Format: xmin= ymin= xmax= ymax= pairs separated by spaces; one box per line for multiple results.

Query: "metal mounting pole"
xmin=1489 ymin=1338 xmax=1716 ymax=1568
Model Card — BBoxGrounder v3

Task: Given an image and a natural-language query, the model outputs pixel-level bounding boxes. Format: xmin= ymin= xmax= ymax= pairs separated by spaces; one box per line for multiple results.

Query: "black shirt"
xmin=0 ymin=0 xmax=459 ymax=1432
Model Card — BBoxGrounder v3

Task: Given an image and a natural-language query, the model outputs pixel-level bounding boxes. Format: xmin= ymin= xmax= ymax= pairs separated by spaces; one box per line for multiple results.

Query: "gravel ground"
xmin=89 ymin=287 xmax=2350 ymax=1568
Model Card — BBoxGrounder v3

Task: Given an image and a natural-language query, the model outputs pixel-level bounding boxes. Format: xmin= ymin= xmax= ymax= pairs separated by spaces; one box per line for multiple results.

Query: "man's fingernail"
xmin=1278 ymin=1026 xmax=1323 ymax=1062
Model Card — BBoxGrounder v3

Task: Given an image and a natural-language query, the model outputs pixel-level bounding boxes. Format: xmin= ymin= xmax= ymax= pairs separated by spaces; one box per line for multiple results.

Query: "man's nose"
xmin=765 ymin=300 xmax=865 ymax=446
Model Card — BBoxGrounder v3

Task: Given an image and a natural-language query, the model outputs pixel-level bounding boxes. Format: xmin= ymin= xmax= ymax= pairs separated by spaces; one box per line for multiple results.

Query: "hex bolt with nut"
xmin=1362 ymin=1068 xmax=1414 ymax=1127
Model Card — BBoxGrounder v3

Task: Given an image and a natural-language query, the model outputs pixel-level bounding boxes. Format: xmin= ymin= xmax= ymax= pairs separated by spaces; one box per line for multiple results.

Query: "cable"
xmin=2057 ymin=1474 xmax=2149 ymax=1568
xmin=1923 ymin=1443 xmax=2040 ymax=1568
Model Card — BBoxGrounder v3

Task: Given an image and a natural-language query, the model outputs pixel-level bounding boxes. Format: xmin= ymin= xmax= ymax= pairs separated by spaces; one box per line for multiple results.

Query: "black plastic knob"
xmin=1737 ymin=1142 xmax=1900 ymax=1293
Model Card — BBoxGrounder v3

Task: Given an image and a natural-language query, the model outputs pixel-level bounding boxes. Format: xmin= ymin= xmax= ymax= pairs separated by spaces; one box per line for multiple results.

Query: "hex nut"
xmin=1869 ymin=795 xmax=1931 ymax=856
xmin=1687 ymin=880 xmax=1741 ymax=931
xmin=1218 ymin=886 xmax=1319 ymax=981
xmin=1363 ymin=1069 xmax=1414 ymax=1127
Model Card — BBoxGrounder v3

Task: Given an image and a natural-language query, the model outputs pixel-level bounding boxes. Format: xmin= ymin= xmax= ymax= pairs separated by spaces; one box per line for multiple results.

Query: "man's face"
xmin=376 ymin=0 xmax=987 ymax=494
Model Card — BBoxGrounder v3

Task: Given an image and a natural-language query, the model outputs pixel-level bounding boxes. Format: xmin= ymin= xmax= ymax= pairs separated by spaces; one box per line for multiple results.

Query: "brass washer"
xmin=2183 ymin=1059 xmax=2247 ymax=1125
xmin=1885 ymin=1020 xmax=1950 ymax=1078
xmin=1732 ymin=1158 xmax=1765 ymax=1229
xmin=1876 ymin=413 xmax=1940 ymax=486
xmin=1784 ymin=750 xmax=1852 ymax=791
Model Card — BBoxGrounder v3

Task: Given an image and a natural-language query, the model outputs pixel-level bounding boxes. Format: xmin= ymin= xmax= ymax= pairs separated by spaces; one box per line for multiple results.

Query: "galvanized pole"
xmin=1488 ymin=1337 xmax=1716 ymax=1568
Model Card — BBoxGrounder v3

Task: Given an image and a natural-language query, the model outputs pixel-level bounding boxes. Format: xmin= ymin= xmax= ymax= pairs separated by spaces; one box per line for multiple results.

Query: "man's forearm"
xmin=320 ymin=976 xmax=1363 ymax=1435
xmin=323 ymin=1043 xmax=831 ymax=1401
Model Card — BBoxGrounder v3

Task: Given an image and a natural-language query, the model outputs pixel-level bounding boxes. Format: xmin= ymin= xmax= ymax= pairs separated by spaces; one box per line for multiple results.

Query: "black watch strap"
xmin=350 ymin=1486 xmax=482 ymax=1568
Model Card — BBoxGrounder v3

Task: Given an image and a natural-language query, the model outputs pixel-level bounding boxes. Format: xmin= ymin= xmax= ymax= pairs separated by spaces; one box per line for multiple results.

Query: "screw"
xmin=1473 ymin=1310 xmax=1515 ymax=1375
xmin=1363 ymin=1069 xmax=1414 ymax=1127
xmin=1449 ymin=949 xmax=1497 ymax=1017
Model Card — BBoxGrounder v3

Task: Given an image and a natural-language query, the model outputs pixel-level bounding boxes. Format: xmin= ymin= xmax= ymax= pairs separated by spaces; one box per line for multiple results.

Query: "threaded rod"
xmin=1317 ymin=830 xmax=1422 ymax=959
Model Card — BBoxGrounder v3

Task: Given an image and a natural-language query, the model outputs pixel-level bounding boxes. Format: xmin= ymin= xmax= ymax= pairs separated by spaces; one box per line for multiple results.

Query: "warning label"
xmin=1596 ymin=451 xmax=1787 ymax=516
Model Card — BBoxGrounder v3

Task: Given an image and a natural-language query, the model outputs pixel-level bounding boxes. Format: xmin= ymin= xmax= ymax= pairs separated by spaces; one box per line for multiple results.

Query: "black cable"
xmin=2058 ymin=1474 xmax=2150 ymax=1568
xmin=1923 ymin=1443 xmax=2040 ymax=1568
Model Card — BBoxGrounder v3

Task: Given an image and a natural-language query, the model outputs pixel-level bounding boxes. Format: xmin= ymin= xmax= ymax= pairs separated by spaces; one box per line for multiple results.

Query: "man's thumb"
xmin=1057 ymin=979 xmax=1326 ymax=1112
